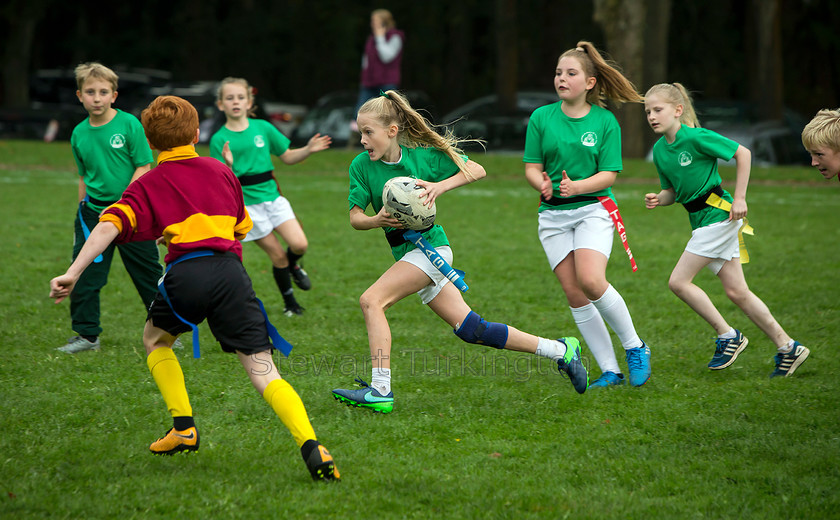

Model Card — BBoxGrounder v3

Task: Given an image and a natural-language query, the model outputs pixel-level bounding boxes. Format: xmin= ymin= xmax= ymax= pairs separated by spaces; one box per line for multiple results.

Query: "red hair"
xmin=141 ymin=96 xmax=199 ymax=151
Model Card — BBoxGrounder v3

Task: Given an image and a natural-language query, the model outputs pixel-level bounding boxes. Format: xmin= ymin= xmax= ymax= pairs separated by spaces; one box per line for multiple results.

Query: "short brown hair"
xmin=141 ymin=96 xmax=199 ymax=151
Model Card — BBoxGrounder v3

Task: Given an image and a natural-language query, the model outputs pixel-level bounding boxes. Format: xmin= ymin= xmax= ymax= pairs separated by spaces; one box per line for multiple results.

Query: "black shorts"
xmin=147 ymin=252 xmax=273 ymax=355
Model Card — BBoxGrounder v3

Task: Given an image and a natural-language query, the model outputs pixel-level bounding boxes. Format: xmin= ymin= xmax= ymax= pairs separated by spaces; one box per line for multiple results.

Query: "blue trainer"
xmin=588 ymin=371 xmax=625 ymax=388
xmin=708 ymin=330 xmax=749 ymax=370
xmin=770 ymin=342 xmax=810 ymax=378
xmin=555 ymin=337 xmax=588 ymax=394
xmin=332 ymin=378 xmax=394 ymax=413
xmin=625 ymin=342 xmax=651 ymax=387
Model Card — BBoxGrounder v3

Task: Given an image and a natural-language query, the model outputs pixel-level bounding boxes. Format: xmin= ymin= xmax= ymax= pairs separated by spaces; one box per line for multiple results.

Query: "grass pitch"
xmin=1 ymin=139 xmax=838 ymax=519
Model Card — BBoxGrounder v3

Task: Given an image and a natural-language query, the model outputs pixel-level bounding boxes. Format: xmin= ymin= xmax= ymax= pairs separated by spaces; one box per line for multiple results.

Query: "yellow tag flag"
xmin=705 ymin=193 xmax=754 ymax=263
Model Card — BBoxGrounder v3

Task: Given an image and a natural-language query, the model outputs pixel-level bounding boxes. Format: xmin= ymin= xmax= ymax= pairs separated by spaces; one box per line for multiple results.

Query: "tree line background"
xmin=2 ymin=0 xmax=838 ymax=157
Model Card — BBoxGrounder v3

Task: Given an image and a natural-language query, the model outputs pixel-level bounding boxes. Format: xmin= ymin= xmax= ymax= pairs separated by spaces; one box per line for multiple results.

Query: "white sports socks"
xmin=570 ymin=303 xmax=620 ymax=374
xmin=591 ymin=284 xmax=643 ymax=350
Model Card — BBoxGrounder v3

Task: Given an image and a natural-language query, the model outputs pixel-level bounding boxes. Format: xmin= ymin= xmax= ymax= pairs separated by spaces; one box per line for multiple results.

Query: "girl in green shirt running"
xmin=332 ymin=90 xmax=589 ymax=413
xmin=643 ymin=82 xmax=808 ymax=378
xmin=523 ymin=41 xmax=651 ymax=389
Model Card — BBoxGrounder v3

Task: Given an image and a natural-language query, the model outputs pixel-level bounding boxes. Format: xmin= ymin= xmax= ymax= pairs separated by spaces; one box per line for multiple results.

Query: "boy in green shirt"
xmin=57 ymin=62 xmax=162 ymax=353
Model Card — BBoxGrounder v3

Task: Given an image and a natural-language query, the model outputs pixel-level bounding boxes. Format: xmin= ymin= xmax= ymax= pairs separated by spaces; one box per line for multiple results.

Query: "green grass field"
xmin=1 ymin=139 xmax=838 ymax=519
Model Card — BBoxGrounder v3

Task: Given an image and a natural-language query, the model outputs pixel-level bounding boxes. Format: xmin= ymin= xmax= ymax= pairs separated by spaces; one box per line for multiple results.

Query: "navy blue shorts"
xmin=147 ymin=252 xmax=273 ymax=355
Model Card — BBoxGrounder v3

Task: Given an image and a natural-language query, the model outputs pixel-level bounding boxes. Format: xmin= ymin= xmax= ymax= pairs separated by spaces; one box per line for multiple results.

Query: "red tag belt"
xmin=597 ymin=196 xmax=637 ymax=272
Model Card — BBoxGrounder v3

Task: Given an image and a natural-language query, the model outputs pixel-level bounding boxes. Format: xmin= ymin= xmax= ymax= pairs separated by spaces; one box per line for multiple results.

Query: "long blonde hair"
xmin=645 ymin=83 xmax=701 ymax=128
xmin=559 ymin=41 xmax=643 ymax=107
xmin=358 ymin=90 xmax=483 ymax=180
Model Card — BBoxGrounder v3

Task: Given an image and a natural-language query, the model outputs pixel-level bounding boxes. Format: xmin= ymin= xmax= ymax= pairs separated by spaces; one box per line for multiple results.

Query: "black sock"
xmin=82 ymin=335 xmax=98 ymax=343
xmin=273 ymin=267 xmax=298 ymax=307
xmin=273 ymin=266 xmax=293 ymax=293
xmin=300 ymin=438 xmax=320 ymax=462
xmin=286 ymin=247 xmax=303 ymax=267
xmin=173 ymin=416 xmax=195 ymax=431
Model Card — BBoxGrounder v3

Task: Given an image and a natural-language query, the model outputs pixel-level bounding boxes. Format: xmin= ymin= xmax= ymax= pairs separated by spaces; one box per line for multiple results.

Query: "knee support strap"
xmin=454 ymin=311 xmax=509 ymax=349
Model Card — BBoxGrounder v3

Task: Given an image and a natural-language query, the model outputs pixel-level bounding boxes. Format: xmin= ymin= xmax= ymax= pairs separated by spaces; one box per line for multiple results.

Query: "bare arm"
xmin=558 ymin=170 xmax=618 ymax=197
xmin=414 ymin=160 xmax=487 ymax=207
xmin=526 ymin=164 xmax=618 ymax=199
xmin=644 ymin=187 xmax=676 ymax=209
xmin=524 ymin=162 xmax=554 ymax=199
xmin=349 ymin=204 xmax=402 ymax=231
xmin=278 ymin=133 xmax=332 ymax=165
xmin=78 ymin=177 xmax=86 ymax=203
xmin=49 ymin=221 xmax=120 ymax=303
xmin=729 ymin=145 xmax=750 ymax=220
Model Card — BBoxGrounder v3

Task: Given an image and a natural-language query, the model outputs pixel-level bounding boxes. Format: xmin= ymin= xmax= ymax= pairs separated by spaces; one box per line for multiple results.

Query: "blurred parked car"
xmin=291 ymin=90 xmax=435 ymax=147
xmin=709 ymin=121 xmax=809 ymax=167
xmin=440 ymin=91 xmax=559 ymax=151
xmin=645 ymin=121 xmax=809 ymax=167
xmin=4 ymin=70 xmax=307 ymax=143
xmin=30 ymin=67 xmax=171 ymax=117
xmin=195 ymin=98 xmax=307 ymax=144
xmin=644 ymin=99 xmax=811 ymax=167
xmin=695 ymin=100 xmax=809 ymax=166
xmin=0 ymin=67 xmax=171 ymax=141
xmin=166 ymin=81 xmax=307 ymax=143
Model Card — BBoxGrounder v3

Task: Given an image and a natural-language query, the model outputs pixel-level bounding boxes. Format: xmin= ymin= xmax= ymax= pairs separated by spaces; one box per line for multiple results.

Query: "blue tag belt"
xmin=158 ymin=250 xmax=293 ymax=358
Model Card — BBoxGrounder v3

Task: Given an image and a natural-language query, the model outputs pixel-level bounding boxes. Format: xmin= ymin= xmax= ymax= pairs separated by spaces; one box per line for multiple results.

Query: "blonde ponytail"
xmin=560 ymin=41 xmax=643 ymax=107
xmin=359 ymin=90 xmax=485 ymax=181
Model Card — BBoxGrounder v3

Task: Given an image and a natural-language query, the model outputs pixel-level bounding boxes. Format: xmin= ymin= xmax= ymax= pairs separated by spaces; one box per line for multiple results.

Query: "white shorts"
xmin=685 ymin=219 xmax=742 ymax=274
xmin=398 ymin=246 xmax=453 ymax=304
xmin=538 ymin=203 xmax=614 ymax=270
xmin=243 ymin=196 xmax=296 ymax=242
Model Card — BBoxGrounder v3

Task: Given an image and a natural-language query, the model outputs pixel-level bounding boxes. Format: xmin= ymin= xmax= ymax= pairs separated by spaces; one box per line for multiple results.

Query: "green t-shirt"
xmin=651 ymin=124 xmax=739 ymax=230
xmin=348 ymin=145 xmax=461 ymax=261
xmin=209 ymin=118 xmax=291 ymax=205
xmin=523 ymin=101 xmax=622 ymax=211
xmin=70 ymin=109 xmax=153 ymax=212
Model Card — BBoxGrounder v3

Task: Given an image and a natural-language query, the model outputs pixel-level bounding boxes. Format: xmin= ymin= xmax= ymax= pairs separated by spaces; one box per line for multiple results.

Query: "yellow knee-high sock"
xmin=263 ymin=378 xmax=316 ymax=447
xmin=146 ymin=347 xmax=192 ymax=418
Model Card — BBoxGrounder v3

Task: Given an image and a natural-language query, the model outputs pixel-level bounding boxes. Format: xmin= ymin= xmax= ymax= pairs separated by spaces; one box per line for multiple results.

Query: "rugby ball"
xmin=382 ymin=176 xmax=436 ymax=231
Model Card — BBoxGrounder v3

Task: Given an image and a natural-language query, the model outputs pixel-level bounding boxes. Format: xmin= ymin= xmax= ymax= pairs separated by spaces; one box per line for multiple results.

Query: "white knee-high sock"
xmin=570 ymin=303 xmax=620 ymax=374
xmin=591 ymin=284 xmax=643 ymax=350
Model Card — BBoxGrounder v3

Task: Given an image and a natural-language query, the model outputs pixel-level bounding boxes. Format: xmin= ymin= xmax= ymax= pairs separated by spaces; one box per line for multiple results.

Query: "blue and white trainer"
xmin=770 ymin=342 xmax=810 ymax=378
xmin=333 ymin=378 xmax=394 ymax=413
xmin=708 ymin=330 xmax=749 ymax=370
xmin=555 ymin=337 xmax=588 ymax=394
xmin=625 ymin=342 xmax=651 ymax=387
xmin=588 ymin=371 xmax=625 ymax=389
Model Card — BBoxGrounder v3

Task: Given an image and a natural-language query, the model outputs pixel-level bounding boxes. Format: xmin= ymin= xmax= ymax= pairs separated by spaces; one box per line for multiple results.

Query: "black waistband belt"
xmin=238 ymin=171 xmax=274 ymax=186
xmin=385 ymin=225 xmax=433 ymax=247
xmin=542 ymin=195 xmax=600 ymax=206
xmin=682 ymin=185 xmax=724 ymax=213
xmin=87 ymin=195 xmax=119 ymax=207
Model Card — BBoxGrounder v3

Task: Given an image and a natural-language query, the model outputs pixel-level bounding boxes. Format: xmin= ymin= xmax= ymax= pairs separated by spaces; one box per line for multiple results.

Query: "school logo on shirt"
xmin=678 ymin=151 xmax=693 ymax=166
xmin=580 ymin=132 xmax=597 ymax=147
xmin=254 ymin=135 xmax=266 ymax=148
xmin=109 ymin=134 xmax=126 ymax=149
